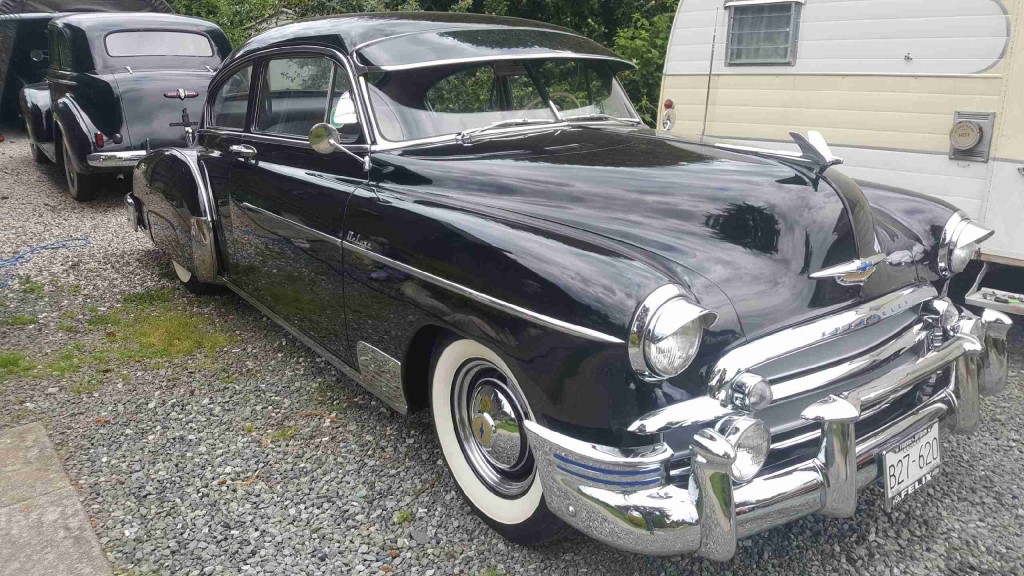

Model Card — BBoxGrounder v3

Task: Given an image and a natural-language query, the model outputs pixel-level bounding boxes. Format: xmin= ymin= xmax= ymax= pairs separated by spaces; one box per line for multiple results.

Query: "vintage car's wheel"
xmin=61 ymin=137 xmax=99 ymax=202
xmin=172 ymin=260 xmax=220 ymax=295
xmin=430 ymin=337 xmax=568 ymax=545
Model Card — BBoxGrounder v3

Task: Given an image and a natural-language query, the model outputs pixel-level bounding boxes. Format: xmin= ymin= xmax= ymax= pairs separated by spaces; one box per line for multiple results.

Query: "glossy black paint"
xmin=19 ymin=12 xmax=227 ymax=172
xmin=134 ymin=13 xmax=961 ymax=449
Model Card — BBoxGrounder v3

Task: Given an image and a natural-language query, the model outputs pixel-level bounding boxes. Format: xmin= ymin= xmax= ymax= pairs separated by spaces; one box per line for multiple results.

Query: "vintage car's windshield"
xmin=365 ymin=58 xmax=639 ymax=142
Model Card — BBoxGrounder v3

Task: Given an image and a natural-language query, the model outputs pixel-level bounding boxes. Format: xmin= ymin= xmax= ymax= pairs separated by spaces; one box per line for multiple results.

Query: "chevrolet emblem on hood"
xmin=164 ymin=89 xmax=199 ymax=100
xmin=809 ymin=253 xmax=885 ymax=286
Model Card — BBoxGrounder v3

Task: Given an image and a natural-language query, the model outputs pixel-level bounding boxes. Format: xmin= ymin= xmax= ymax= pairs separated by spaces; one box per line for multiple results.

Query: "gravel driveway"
xmin=1 ymin=128 xmax=1023 ymax=576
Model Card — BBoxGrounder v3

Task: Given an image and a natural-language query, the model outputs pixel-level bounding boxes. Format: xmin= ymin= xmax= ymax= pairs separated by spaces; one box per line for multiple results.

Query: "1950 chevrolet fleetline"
xmin=125 ymin=12 xmax=1013 ymax=559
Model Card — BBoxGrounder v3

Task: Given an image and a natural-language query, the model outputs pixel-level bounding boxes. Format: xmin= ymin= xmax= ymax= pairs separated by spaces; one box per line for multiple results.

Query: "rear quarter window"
xmin=105 ymin=31 xmax=214 ymax=57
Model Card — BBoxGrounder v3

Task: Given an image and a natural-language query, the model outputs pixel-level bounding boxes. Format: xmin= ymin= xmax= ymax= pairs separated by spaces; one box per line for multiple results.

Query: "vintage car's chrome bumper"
xmin=524 ymin=303 xmax=1012 ymax=559
xmin=86 ymin=150 xmax=148 ymax=168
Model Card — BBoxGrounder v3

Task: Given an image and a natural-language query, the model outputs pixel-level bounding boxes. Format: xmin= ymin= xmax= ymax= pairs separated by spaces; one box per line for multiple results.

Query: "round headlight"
xmin=717 ymin=416 xmax=771 ymax=482
xmin=629 ymin=286 xmax=718 ymax=382
xmin=949 ymin=242 xmax=977 ymax=274
xmin=644 ymin=300 xmax=704 ymax=377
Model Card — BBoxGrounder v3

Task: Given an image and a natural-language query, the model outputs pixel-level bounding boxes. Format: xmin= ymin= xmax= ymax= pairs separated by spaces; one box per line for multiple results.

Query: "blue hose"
xmin=0 ymin=238 xmax=91 ymax=290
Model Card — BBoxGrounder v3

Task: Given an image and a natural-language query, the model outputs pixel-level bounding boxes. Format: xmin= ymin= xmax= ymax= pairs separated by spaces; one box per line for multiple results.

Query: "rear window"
xmin=105 ymin=31 xmax=214 ymax=57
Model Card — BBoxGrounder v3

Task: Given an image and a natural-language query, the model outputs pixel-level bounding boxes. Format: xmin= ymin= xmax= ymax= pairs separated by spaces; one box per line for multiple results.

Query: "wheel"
xmin=172 ymin=260 xmax=220 ymax=295
xmin=61 ymin=136 xmax=99 ymax=201
xmin=430 ymin=336 xmax=568 ymax=545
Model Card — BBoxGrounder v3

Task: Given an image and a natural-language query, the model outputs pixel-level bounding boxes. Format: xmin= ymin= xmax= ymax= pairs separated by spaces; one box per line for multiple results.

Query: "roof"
xmin=52 ymin=11 xmax=217 ymax=32
xmin=228 ymin=12 xmax=632 ymax=71
xmin=0 ymin=0 xmax=172 ymax=14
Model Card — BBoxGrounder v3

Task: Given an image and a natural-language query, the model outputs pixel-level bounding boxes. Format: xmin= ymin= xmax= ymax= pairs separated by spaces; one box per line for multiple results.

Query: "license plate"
xmin=880 ymin=422 xmax=941 ymax=509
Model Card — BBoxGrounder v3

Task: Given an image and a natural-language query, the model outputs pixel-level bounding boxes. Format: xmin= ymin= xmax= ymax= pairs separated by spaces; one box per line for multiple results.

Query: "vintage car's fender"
xmin=19 ymin=81 xmax=53 ymax=151
xmin=131 ymin=148 xmax=220 ymax=285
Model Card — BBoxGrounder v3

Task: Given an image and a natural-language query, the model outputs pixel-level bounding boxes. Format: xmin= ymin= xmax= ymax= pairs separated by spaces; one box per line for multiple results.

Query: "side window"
xmin=58 ymin=33 xmax=72 ymax=70
xmin=47 ymin=28 xmax=67 ymax=71
xmin=328 ymin=65 xmax=363 ymax=144
xmin=726 ymin=1 xmax=801 ymax=65
xmin=255 ymin=56 xmax=333 ymax=137
xmin=210 ymin=65 xmax=252 ymax=130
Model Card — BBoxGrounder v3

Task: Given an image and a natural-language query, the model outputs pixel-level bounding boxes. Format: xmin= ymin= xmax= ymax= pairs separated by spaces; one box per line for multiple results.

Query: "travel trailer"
xmin=660 ymin=0 xmax=1024 ymax=313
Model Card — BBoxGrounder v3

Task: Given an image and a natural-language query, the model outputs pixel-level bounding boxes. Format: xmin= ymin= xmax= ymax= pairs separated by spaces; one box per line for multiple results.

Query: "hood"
xmin=376 ymin=127 xmax=927 ymax=340
xmin=110 ymin=69 xmax=214 ymax=149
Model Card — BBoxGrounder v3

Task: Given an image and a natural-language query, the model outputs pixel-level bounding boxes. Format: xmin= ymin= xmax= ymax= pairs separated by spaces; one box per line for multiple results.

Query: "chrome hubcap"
xmin=453 ymin=359 xmax=533 ymax=497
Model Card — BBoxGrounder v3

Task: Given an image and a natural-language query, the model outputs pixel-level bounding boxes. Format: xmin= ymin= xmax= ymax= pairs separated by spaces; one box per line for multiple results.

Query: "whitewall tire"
xmin=430 ymin=336 xmax=567 ymax=544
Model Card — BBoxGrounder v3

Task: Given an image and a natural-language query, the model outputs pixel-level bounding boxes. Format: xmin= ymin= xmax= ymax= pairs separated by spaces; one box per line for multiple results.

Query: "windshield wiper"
xmin=564 ymin=113 xmax=642 ymax=126
xmin=456 ymin=118 xmax=558 ymax=142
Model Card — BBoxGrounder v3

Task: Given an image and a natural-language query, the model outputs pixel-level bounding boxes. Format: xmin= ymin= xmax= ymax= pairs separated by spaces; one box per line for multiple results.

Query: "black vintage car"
xmin=126 ymin=13 xmax=1013 ymax=559
xmin=19 ymin=12 xmax=229 ymax=200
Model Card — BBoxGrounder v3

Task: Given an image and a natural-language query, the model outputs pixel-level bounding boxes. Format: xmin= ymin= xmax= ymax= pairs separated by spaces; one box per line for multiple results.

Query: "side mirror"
xmin=30 ymin=49 xmax=47 ymax=63
xmin=309 ymin=122 xmax=371 ymax=172
xmin=309 ymin=122 xmax=340 ymax=155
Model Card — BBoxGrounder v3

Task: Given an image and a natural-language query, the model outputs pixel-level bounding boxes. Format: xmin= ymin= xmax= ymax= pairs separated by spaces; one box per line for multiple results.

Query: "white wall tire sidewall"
xmin=172 ymin=260 xmax=193 ymax=284
xmin=432 ymin=339 xmax=543 ymax=525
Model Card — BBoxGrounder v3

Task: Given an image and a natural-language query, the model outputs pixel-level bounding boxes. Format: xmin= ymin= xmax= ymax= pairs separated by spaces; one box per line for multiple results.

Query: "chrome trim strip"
xmin=349 ymin=26 xmax=590 ymax=54
xmin=237 ymin=202 xmax=344 ymax=248
xmin=86 ymin=150 xmax=147 ymax=167
xmin=365 ymin=53 xmax=635 ymax=73
xmin=356 ymin=341 xmax=407 ymax=413
xmin=707 ymin=284 xmax=937 ymax=401
xmin=342 ymin=241 xmax=625 ymax=344
xmin=223 ymin=279 xmax=409 ymax=414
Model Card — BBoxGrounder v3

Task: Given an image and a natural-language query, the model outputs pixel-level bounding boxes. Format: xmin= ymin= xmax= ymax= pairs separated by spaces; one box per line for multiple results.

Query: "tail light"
xmin=94 ymin=132 xmax=104 ymax=148
xmin=664 ymin=99 xmax=675 ymax=110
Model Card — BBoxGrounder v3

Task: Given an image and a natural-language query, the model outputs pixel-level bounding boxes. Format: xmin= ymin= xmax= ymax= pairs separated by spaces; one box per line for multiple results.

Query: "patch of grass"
xmin=244 ymin=422 xmax=255 ymax=434
xmin=58 ymin=322 xmax=77 ymax=332
xmin=121 ymin=288 xmax=176 ymax=307
xmin=67 ymin=284 xmax=82 ymax=295
xmin=43 ymin=344 xmax=85 ymax=376
xmin=116 ymin=309 xmax=231 ymax=360
xmin=4 ymin=314 xmax=37 ymax=326
xmin=0 ymin=351 xmax=34 ymax=381
xmin=60 ymin=310 xmax=77 ymax=319
xmin=85 ymin=305 xmax=100 ymax=314
xmin=18 ymin=276 xmax=45 ymax=296
xmin=393 ymin=509 xmax=413 ymax=524
xmin=480 ymin=569 xmax=500 ymax=576
xmin=69 ymin=378 xmax=101 ymax=396
xmin=85 ymin=312 xmax=120 ymax=328
xmin=271 ymin=426 xmax=298 ymax=441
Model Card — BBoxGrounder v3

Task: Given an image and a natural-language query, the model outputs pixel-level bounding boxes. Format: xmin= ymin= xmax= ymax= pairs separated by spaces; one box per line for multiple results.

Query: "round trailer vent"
xmin=950 ymin=120 xmax=983 ymax=151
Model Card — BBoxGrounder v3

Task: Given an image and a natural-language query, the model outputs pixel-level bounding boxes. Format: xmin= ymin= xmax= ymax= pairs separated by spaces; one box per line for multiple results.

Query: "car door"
xmin=221 ymin=51 xmax=369 ymax=363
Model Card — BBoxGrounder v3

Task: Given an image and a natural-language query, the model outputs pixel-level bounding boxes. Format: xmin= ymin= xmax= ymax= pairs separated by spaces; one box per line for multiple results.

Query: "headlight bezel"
xmin=937 ymin=212 xmax=993 ymax=277
xmin=629 ymin=284 xmax=718 ymax=382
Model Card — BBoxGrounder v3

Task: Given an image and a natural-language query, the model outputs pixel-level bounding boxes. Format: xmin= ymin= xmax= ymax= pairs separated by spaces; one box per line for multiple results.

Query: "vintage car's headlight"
xmin=938 ymin=213 xmax=994 ymax=277
xmin=717 ymin=415 xmax=771 ymax=482
xmin=629 ymin=285 xmax=718 ymax=381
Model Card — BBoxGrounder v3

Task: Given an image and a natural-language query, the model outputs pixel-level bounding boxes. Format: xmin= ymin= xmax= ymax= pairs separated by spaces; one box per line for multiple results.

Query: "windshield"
xmin=366 ymin=58 xmax=639 ymax=142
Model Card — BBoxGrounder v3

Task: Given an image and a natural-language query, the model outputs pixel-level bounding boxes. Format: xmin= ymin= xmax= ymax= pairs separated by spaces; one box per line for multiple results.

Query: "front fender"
xmin=132 ymin=148 xmax=220 ymax=284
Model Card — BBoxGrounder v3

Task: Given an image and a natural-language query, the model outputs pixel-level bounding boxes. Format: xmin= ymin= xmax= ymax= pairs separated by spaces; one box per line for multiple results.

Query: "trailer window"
xmin=726 ymin=2 xmax=801 ymax=65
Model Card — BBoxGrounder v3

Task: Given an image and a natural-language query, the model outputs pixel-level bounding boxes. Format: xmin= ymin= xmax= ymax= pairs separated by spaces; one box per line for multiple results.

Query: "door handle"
xmin=229 ymin=144 xmax=257 ymax=158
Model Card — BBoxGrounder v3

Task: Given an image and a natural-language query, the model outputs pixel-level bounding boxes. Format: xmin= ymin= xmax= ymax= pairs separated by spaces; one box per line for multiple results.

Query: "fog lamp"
xmin=717 ymin=416 xmax=771 ymax=482
xmin=730 ymin=372 xmax=773 ymax=411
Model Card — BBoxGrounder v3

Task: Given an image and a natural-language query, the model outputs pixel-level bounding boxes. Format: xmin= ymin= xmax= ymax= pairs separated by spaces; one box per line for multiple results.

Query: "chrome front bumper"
xmin=523 ymin=305 xmax=1012 ymax=559
xmin=86 ymin=150 xmax=147 ymax=168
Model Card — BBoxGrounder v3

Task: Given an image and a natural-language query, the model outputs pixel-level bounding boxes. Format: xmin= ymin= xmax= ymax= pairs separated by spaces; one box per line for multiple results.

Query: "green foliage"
xmin=18 ymin=276 xmax=45 ymax=296
xmin=0 ymin=351 xmax=33 ymax=382
xmin=173 ymin=0 xmax=680 ymax=125
xmin=393 ymin=509 xmax=413 ymax=524
xmin=613 ymin=10 xmax=676 ymax=126
xmin=4 ymin=314 xmax=37 ymax=326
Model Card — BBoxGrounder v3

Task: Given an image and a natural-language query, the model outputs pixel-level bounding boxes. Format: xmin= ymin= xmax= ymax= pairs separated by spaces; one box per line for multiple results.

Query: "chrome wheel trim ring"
xmin=452 ymin=358 xmax=534 ymax=498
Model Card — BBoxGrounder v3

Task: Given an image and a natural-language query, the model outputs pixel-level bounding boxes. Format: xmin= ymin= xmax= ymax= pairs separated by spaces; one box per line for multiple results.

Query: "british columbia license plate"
xmin=880 ymin=422 xmax=941 ymax=509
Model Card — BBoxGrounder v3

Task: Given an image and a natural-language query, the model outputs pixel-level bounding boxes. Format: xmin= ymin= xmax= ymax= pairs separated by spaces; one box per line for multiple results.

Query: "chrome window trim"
xmin=206 ymin=61 xmax=255 ymax=132
xmin=363 ymin=53 xmax=636 ymax=73
xmin=342 ymin=240 xmax=624 ymax=344
xmin=707 ymin=283 xmax=938 ymax=401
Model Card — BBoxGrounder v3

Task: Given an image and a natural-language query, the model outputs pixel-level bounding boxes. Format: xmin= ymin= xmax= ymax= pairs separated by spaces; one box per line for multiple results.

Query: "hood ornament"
xmin=810 ymin=253 xmax=885 ymax=286
xmin=715 ymin=130 xmax=844 ymax=176
xmin=164 ymin=88 xmax=199 ymax=100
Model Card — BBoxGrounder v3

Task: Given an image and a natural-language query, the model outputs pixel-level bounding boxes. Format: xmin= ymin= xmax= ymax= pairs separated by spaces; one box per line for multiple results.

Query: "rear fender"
xmin=52 ymin=95 xmax=101 ymax=174
xmin=19 ymin=82 xmax=53 ymax=146
xmin=132 ymin=148 xmax=221 ymax=284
